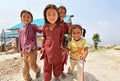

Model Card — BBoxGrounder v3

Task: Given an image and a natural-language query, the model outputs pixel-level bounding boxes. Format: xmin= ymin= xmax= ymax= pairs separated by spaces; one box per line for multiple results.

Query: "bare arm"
xmin=82 ymin=47 xmax=88 ymax=61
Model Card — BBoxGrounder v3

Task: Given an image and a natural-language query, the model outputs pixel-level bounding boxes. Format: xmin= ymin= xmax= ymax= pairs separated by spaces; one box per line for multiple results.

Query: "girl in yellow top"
xmin=67 ymin=24 xmax=88 ymax=81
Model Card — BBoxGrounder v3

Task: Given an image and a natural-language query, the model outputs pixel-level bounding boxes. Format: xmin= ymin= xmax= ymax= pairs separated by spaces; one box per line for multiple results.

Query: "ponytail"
xmin=82 ymin=28 xmax=86 ymax=37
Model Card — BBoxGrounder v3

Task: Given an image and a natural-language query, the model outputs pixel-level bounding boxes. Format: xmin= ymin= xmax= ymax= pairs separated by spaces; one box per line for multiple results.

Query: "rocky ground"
xmin=0 ymin=48 xmax=120 ymax=81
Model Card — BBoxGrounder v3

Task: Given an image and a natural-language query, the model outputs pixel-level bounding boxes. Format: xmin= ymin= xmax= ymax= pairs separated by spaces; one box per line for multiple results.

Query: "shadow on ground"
xmin=32 ymin=71 xmax=98 ymax=81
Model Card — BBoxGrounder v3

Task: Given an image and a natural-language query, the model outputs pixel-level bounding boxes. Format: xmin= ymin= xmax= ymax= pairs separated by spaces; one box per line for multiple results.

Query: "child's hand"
xmin=20 ymin=51 xmax=23 ymax=57
xmin=79 ymin=56 xmax=83 ymax=60
xmin=60 ymin=46 xmax=68 ymax=52
xmin=79 ymin=56 xmax=86 ymax=62
xmin=40 ymin=48 xmax=44 ymax=54
xmin=66 ymin=38 xmax=71 ymax=42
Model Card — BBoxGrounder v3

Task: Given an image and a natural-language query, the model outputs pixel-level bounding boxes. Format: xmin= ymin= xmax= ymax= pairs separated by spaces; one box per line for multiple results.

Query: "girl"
xmin=18 ymin=10 xmax=42 ymax=81
xmin=41 ymin=4 xmax=64 ymax=81
xmin=58 ymin=6 xmax=70 ymax=46
xmin=58 ymin=6 xmax=70 ymax=79
xmin=67 ymin=24 xmax=88 ymax=81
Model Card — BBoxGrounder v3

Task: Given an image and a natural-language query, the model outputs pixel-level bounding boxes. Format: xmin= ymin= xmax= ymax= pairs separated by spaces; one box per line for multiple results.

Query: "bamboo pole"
xmin=1 ymin=29 xmax=4 ymax=54
xmin=3 ymin=29 xmax=7 ymax=54
xmin=0 ymin=29 xmax=2 ymax=54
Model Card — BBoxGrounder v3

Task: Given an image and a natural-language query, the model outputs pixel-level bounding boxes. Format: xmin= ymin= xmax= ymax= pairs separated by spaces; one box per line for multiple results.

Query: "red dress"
xmin=42 ymin=24 xmax=64 ymax=81
xmin=42 ymin=24 xmax=64 ymax=64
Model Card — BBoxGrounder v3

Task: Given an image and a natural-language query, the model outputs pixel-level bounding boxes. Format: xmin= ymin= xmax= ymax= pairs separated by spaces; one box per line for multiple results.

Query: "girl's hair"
xmin=20 ymin=10 xmax=33 ymax=22
xmin=43 ymin=4 xmax=60 ymax=24
xmin=70 ymin=24 xmax=86 ymax=37
xmin=58 ymin=6 xmax=67 ymax=13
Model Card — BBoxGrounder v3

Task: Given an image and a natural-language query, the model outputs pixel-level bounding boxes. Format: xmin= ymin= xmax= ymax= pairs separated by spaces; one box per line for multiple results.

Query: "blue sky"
xmin=0 ymin=0 xmax=120 ymax=45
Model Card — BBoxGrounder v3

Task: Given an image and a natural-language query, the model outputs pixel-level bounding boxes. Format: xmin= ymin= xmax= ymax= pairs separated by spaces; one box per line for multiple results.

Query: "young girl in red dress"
xmin=58 ymin=6 xmax=70 ymax=79
xmin=40 ymin=4 xmax=64 ymax=81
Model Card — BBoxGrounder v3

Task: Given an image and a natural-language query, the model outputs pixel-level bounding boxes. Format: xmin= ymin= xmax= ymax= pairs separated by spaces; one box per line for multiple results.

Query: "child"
xmin=58 ymin=6 xmax=70 ymax=46
xmin=58 ymin=6 xmax=70 ymax=79
xmin=18 ymin=10 xmax=42 ymax=81
xmin=40 ymin=4 xmax=64 ymax=81
xmin=67 ymin=24 xmax=88 ymax=81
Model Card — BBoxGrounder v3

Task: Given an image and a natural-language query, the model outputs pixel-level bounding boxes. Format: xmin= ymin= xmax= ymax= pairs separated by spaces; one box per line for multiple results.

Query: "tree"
xmin=92 ymin=33 xmax=101 ymax=49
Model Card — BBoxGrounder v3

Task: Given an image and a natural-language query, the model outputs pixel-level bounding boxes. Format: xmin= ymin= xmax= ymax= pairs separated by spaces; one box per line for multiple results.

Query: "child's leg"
xmin=61 ymin=72 xmax=66 ymax=79
xmin=44 ymin=56 xmax=52 ymax=81
xmin=61 ymin=63 xmax=64 ymax=72
xmin=22 ymin=53 xmax=31 ymax=81
xmin=61 ymin=50 xmax=68 ymax=79
xmin=67 ymin=59 xmax=77 ymax=74
xmin=53 ymin=61 xmax=62 ymax=79
xmin=29 ymin=50 xmax=40 ymax=72
xmin=77 ymin=60 xmax=84 ymax=81
xmin=61 ymin=63 xmax=66 ymax=79
xmin=54 ymin=78 xmax=60 ymax=81
xmin=28 ymin=50 xmax=41 ymax=78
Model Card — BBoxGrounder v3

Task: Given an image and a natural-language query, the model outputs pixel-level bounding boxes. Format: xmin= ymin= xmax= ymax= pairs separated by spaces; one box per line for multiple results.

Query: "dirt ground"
xmin=0 ymin=48 xmax=120 ymax=81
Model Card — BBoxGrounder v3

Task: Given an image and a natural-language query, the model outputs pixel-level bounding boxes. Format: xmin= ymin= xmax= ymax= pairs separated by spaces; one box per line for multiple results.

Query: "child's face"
xmin=21 ymin=12 xmax=32 ymax=25
xmin=59 ymin=8 xmax=66 ymax=20
xmin=46 ymin=8 xmax=58 ymax=24
xmin=71 ymin=27 xmax=82 ymax=41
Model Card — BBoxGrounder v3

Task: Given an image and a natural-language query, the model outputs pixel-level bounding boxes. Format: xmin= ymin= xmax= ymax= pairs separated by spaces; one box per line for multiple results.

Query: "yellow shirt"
xmin=68 ymin=38 xmax=88 ymax=60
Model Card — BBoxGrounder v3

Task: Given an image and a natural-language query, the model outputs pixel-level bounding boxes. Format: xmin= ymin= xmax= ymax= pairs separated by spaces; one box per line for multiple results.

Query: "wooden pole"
xmin=3 ymin=29 xmax=7 ymax=54
xmin=0 ymin=29 xmax=2 ymax=54
xmin=16 ymin=37 xmax=19 ymax=52
xmin=1 ymin=29 xmax=4 ymax=54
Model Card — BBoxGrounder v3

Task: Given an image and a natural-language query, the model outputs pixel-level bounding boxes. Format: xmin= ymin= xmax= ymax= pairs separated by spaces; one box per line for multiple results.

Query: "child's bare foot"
xmin=25 ymin=77 xmax=32 ymax=81
xmin=54 ymin=78 xmax=60 ymax=81
xmin=36 ymin=71 xmax=40 ymax=79
xmin=61 ymin=72 xmax=66 ymax=79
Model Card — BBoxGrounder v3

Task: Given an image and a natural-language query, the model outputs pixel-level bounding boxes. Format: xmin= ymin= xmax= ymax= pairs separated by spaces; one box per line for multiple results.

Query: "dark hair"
xmin=43 ymin=4 xmax=60 ymax=24
xmin=20 ymin=10 xmax=33 ymax=22
xmin=70 ymin=24 xmax=86 ymax=37
xmin=58 ymin=6 xmax=67 ymax=13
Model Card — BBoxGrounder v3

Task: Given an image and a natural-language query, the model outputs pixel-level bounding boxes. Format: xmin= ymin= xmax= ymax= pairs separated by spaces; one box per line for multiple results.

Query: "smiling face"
xmin=21 ymin=12 xmax=32 ymax=25
xmin=59 ymin=8 xmax=66 ymax=20
xmin=46 ymin=8 xmax=58 ymax=24
xmin=71 ymin=27 xmax=82 ymax=41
